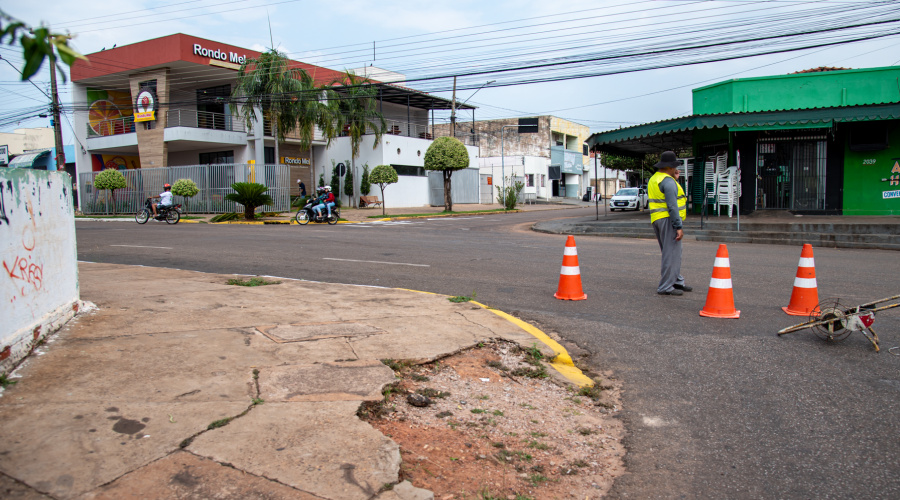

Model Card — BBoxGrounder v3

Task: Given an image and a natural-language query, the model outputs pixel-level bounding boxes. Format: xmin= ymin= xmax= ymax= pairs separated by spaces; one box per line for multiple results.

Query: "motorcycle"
xmin=135 ymin=197 xmax=181 ymax=224
xmin=295 ymin=199 xmax=339 ymax=225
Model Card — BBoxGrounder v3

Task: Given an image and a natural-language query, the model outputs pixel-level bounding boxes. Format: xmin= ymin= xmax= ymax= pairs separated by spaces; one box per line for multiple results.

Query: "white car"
xmin=609 ymin=187 xmax=649 ymax=211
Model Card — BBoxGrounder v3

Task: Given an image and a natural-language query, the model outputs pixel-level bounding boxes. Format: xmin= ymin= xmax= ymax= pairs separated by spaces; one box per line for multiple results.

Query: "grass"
xmin=448 ymin=291 xmax=476 ymax=303
xmin=207 ymin=417 xmax=233 ymax=430
xmin=411 ymin=374 xmax=430 ymax=382
xmin=416 ymin=388 xmax=450 ymax=399
xmin=527 ymin=473 xmax=548 ymax=486
xmin=381 ymin=359 xmax=411 ymax=372
xmin=526 ymin=440 xmax=549 ymax=450
xmin=252 ymin=398 xmax=264 ymax=405
xmin=470 ymin=408 xmax=486 ymax=414
xmin=367 ymin=208 xmax=518 ymax=219
xmin=226 ymin=277 xmax=281 ymax=287
xmin=0 ymin=375 xmax=17 ymax=388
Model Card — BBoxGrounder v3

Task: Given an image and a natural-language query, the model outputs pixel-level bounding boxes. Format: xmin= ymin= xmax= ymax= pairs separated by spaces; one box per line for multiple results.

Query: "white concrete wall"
xmin=479 ymin=155 xmax=550 ymax=200
xmin=315 ymin=134 xmax=479 ymax=208
xmin=1 ymin=169 xmax=80 ymax=376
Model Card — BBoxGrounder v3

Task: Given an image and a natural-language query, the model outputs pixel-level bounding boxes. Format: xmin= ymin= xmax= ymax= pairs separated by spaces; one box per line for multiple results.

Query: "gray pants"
xmin=653 ymin=218 xmax=685 ymax=293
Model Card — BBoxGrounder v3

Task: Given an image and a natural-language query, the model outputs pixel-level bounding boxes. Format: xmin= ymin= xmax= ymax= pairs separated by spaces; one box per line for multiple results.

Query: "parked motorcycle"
xmin=295 ymin=199 xmax=339 ymax=225
xmin=135 ymin=197 xmax=181 ymax=224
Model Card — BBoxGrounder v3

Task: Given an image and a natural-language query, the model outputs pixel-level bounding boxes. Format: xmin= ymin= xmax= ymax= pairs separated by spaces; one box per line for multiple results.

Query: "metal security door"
xmin=756 ymin=135 xmax=827 ymax=210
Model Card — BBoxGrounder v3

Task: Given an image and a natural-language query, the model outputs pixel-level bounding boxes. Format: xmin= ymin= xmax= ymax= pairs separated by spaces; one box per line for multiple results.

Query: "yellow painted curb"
xmin=471 ymin=301 xmax=594 ymax=388
xmin=397 ymin=287 xmax=593 ymax=387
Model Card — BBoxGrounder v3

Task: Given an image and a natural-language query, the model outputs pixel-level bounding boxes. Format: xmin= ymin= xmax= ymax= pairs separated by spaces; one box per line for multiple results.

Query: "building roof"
xmin=7 ymin=148 xmax=51 ymax=169
xmin=586 ymin=102 xmax=900 ymax=156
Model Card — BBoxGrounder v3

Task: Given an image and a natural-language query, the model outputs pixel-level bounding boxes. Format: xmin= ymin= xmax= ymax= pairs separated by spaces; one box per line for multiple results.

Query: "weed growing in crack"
xmin=207 ymin=417 xmax=233 ymax=430
xmin=448 ymin=291 xmax=476 ymax=303
xmin=227 ymin=277 xmax=281 ymax=287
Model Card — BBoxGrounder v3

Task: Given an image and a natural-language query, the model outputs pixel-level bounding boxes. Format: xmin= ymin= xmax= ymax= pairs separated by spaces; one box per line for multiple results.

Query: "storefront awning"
xmin=587 ymin=102 xmax=900 ymax=156
xmin=6 ymin=149 xmax=51 ymax=168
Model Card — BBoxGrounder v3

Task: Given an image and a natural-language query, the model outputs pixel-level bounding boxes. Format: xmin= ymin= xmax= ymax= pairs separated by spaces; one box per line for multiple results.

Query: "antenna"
xmin=267 ymin=10 xmax=274 ymax=50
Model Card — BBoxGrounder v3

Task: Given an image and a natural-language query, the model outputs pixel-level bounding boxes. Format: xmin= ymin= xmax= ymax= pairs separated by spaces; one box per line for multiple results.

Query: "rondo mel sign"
xmin=134 ymin=90 xmax=158 ymax=122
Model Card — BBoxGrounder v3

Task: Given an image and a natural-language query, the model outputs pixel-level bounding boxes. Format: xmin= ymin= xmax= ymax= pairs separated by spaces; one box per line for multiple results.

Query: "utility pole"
xmin=450 ymin=76 xmax=457 ymax=139
xmin=49 ymin=53 xmax=66 ymax=170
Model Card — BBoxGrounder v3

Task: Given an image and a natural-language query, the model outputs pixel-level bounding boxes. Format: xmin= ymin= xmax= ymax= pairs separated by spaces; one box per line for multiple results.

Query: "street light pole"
xmin=499 ymin=124 xmax=518 ymax=201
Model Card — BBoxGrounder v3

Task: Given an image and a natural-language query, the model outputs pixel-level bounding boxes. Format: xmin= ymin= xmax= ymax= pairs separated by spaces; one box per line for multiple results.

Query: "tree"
xmin=370 ymin=164 xmax=398 ymax=216
xmin=496 ymin=176 xmax=525 ymax=210
xmin=233 ymin=50 xmax=328 ymax=167
xmin=171 ymin=178 xmax=199 ymax=213
xmin=330 ymin=71 xmax=386 ymax=208
xmin=424 ymin=136 xmax=470 ymax=212
xmin=93 ymin=168 xmax=126 ymax=215
xmin=318 ymin=173 xmax=325 ymax=187
xmin=1 ymin=10 xmax=86 ymax=81
xmin=360 ymin=164 xmax=371 ymax=196
xmin=225 ymin=182 xmax=273 ymax=220
xmin=344 ymin=163 xmax=354 ymax=199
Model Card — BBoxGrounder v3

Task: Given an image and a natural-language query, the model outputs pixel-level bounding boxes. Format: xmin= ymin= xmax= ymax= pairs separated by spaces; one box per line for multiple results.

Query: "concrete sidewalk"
xmin=0 ymin=263 xmax=570 ymax=500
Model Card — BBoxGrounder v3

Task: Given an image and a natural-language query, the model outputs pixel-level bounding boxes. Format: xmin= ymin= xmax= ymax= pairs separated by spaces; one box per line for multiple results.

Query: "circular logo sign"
xmin=134 ymin=90 xmax=158 ymax=122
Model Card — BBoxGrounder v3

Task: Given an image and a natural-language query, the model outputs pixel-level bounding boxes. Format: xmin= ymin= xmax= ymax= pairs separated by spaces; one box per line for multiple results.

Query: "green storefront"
xmin=588 ymin=66 xmax=900 ymax=215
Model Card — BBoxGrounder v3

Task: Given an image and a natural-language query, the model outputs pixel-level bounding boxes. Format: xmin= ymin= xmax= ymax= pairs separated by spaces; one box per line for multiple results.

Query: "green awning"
xmin=7 ymin=149 xmax=50 ymax=168
xmin=587 ymin=102 xmax=900 ymax=156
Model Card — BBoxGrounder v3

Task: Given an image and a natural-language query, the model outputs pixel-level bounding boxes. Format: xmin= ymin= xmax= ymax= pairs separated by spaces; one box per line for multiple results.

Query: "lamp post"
xmin=500 ymin=124 xmax=518 ymax=201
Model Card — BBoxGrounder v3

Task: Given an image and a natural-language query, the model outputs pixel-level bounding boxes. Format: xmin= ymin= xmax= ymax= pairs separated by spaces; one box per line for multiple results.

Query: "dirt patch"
xmin=360 ymin=341 xmax=625 ymax=499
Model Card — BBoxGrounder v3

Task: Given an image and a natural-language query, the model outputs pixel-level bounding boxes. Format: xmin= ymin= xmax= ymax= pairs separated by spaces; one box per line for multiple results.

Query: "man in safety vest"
xmin=648 ymin=151 xmax=691 ymax=296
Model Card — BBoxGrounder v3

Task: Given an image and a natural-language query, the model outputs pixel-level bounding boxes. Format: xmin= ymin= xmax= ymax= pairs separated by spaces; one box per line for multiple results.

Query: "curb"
xmin=373 ymin=210 xmax=523 ymax=222
xmin=397 ymin=288 xmax=593 ymax=387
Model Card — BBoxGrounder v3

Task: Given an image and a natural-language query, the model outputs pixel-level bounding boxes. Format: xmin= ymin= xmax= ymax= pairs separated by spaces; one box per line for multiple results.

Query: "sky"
xmin=2 ymin=0 xmax=900 ymax=147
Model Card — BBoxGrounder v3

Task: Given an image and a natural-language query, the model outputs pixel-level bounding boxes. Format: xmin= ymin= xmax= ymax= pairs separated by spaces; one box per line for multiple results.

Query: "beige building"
xmin=0 ymin=128 xmax=55 ymax=155
xmin=435 ymin=116 xmax=591 ymax=200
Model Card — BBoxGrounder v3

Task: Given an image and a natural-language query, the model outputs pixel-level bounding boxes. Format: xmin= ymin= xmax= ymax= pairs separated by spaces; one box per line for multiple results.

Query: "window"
xmin=264 ymin=147 xmax=275 ymax=164
xmin=199 ymin=151 xmax=234 ymax=164
xmin=197 ymin=85 xmax=230 ymax=130
xmin=525 ymin=174 xmax=534 ymax=187
xmin=393 ymin=165 xmax=425 ymax=176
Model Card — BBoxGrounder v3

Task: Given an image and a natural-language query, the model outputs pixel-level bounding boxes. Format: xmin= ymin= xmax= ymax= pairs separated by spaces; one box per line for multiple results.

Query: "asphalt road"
xmin=76 ymin=209 xmax=900 ymax=499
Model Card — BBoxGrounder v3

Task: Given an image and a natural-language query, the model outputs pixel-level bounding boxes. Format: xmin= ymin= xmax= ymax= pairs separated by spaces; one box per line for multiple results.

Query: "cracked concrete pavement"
xmin=0 ymin=262 xmax=559 ymax=499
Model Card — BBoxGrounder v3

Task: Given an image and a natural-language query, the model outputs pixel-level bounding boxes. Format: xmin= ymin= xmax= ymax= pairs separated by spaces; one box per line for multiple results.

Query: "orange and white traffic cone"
xmin=699 ymin=244 xmax=740 ymax=318
xmin=782 ymin=244 xmax=820 ymax=316
xmin=554 ymin=235 xmax=587 ymax=301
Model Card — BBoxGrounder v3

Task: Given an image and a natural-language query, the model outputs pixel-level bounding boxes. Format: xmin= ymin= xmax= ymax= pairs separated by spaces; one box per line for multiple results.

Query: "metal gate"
xmin=756 ymin=134 xmax=827 ymax=210
xmin=78 ymin=164 xmax=291 ymax=215
xmin=428 ymin=168 xmax=480 ymax=206
xmin=480 ymin=174 xmax=494 ymax=204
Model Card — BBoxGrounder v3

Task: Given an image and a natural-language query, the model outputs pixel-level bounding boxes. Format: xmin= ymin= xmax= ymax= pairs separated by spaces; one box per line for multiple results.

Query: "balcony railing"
xmin=87 ymin=116 xmax=135 ymax=137
xmin=167 ymin=109 xmax=244 ymax=132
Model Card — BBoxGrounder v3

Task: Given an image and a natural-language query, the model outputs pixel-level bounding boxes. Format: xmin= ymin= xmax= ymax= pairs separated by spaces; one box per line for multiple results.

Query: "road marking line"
xmin=426 ymin=216 xmax=483 ymax=221
xmin=110 ymin=245 xmax=173 ymax=250
xmin=323 ymin=258 xmax=429 ymax=267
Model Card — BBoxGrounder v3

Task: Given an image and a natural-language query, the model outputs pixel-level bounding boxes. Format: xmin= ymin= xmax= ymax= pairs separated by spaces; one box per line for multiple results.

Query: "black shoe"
xmin=673 ymin=284 xmax=693 ymax=292
xmin=658 ymin=288 xmax=684 ymax=296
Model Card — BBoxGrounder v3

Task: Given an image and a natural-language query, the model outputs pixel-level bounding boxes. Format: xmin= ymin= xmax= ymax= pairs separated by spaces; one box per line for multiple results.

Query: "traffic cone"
xmin=782 ymin=244 xmax=820 ymax=316
xmin=554 ymin=235 xmax=587 ymax=301
xmin=699 ymin=244 xmax=740 ymax=318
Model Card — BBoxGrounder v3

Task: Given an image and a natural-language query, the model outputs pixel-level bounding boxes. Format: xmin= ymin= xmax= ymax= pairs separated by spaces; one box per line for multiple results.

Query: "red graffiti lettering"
xmin=3 ymin=254 xmax=43 ymax=294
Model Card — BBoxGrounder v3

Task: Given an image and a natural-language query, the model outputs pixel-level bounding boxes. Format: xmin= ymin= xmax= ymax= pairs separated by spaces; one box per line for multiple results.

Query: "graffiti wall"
xmin=1 ymin=169 xmax=80 ymax=376
xmin=90 ymin=154 xmax=142 ymax=172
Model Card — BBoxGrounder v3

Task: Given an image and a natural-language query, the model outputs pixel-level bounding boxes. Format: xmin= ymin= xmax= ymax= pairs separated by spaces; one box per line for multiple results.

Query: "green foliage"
xmin=331 ymin=71 xmax=387 ymax=160
xmin=370 ymin=164 xmax=398 ymax=216
xmin=448 ymin=291 xmax=476 ymax=303
xmin=330 ymin=160 xmax=343 ymax=196
xmin=360 ymin=164 xmax=371 ymax=196
xmin=318 ymin=173 xmax=325 ymax=187
xmin=93 ymin=168 xmax=126 ymax=215
xmin=344 ymin=163 xmax=354 ymax=198
xmin=207 ymin=417 xmax=233 ymax=430
xmin=224 ymin=182 xmax=273 ymax=221
xmin=93 ymin=168 xmax=126 ymax=191
xmin=496 ymin=177 xmax=525 ymax=210
xmin=370 ymin=164 xmax=398 ymax=185
xmin=210 ymin=212 xmax=240 ymax=222
xmin=424 ymin=137 xmax=470 ymax=173
xmin=226 ymin=277 xmax=281 ymax=287
xmin=0 ymin=10 xmax=87 ymax=81
xmin=425 ymin=137 xmax=470 ymax=211
xmin=0 ymin=374 xmax=17 ymax=388
xmin=171 ymin=178 xmax=199 ymax=198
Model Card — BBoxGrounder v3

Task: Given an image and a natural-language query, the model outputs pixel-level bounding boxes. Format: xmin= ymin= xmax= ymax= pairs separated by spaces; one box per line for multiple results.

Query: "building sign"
xmin=884 ymin=190 xmax=900 ymax=199
xmin=134 ymin=89 xmax=158 ymax=122
xmin=193 ymin=44 xmax=247 ymax=65
xmin=0 ymin=145 xmax=8 ymax=165
xmin=282 ymin=156 xmax=310 ymax=166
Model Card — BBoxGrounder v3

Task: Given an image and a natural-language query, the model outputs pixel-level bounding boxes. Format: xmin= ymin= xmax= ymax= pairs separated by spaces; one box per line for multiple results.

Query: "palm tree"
xmin=329 ymin=71 xmax=386 ymax=208
xmin=233 ymin=49 xmax=306 ymax=165
xmin=225 ymin=182 xmax=273 ymax=220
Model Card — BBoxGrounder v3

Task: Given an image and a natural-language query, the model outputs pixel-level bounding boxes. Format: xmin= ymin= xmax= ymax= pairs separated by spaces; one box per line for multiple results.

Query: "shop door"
xmin=756 ymin=137 xmax=827 ymax=210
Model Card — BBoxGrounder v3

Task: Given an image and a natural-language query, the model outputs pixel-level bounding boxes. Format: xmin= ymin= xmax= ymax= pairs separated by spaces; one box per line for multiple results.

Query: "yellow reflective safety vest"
xmin=648 ymin=171 xmax=687 ymax=224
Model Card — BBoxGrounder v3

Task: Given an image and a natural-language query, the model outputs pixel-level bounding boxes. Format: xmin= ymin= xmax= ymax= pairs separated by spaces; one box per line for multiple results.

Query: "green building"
xmin=587 ymin=66 xmax=900 ymax=215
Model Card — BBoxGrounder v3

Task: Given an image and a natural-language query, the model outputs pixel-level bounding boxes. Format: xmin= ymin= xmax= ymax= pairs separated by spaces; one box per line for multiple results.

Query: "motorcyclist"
xmin=152 ymin=183 xmax=173 ymax=217
xmin=322 ymin=186 xmax=336 ymax=218
xmin=312 ymin=187 xmax=327 ymax=218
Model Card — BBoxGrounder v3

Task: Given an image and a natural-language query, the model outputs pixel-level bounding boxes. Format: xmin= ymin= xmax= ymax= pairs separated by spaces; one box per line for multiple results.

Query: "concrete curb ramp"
xmin=0 ymin=263 xmax=589 ymax=499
